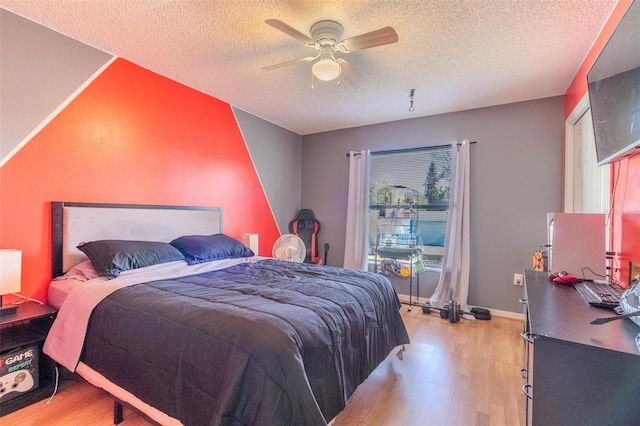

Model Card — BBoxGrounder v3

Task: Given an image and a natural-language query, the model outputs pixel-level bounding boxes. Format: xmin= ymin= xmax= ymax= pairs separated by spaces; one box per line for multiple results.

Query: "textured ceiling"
xmin=0 ymin=0 xmax=618 ymax=135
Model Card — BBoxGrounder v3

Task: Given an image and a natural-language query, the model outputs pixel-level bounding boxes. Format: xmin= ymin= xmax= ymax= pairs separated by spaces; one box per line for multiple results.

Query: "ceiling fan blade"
xmin=263 ymin=56 xmax=317 ymax=70
xmin=340 ymin=27 xmax=398 ymax=52
xmin=336 ymin=59 xmax=367 ymax=88
xmin=265 ymin=19 xmax=315 ymax=45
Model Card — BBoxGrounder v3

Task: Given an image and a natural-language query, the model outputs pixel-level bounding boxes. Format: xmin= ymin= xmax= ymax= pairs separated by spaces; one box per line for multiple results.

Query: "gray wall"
xmin=0 ymin=9 xmax=112 ymax=160
xmin=233 ymin=107 xmax=302 ymax=235
xmin=301 ymin=97 xmax=564 ymax=313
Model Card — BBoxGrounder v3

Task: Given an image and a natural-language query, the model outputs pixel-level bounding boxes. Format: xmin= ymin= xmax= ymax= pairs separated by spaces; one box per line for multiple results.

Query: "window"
xmin=369 ymin=146 xmax=452 ymax=267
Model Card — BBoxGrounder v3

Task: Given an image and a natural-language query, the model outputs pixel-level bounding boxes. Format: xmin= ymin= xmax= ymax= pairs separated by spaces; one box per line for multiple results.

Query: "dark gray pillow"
xmin=170 ymin=233 xmax=254 ymax=265
xmin=77 ymin=240 xmax=185 ymax=277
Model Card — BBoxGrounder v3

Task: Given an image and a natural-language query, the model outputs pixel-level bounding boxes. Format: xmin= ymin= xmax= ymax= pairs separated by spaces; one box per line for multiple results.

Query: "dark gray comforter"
xmin=81 ymin=259 xmax=410 ymax=425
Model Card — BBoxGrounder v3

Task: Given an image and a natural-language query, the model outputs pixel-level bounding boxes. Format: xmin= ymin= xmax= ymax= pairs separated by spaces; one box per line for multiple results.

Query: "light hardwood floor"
xmin=3 ymin=307 xmax=525 ymax=426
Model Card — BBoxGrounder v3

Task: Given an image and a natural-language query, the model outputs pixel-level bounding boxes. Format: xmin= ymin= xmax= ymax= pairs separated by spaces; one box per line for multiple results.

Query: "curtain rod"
xmin=346 ymin=141 xmax=476 ymax=157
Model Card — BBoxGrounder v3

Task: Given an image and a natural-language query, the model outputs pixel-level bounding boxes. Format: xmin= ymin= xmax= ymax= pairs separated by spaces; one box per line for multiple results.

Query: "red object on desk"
xmin=549 ymin=271 xmax=579 ymax=285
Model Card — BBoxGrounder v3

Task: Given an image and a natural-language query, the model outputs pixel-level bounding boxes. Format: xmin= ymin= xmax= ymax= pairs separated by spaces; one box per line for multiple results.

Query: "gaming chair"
xmin=289 ymin=209 xmax=329 ymax=265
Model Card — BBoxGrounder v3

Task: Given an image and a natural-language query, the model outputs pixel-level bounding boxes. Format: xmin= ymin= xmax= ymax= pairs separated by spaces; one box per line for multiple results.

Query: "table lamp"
xmin=242 ymin=234 xmax=259 ymax=255
xmin=0 ymin=249 xmax=21 ymax=316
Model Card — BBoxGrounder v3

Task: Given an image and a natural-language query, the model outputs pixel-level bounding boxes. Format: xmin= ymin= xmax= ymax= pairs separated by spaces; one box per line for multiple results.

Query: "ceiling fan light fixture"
xmin=312 ymin=59 xmax=341 ymax=81
xmin=265 ymin=19 xmax=398 ymax=88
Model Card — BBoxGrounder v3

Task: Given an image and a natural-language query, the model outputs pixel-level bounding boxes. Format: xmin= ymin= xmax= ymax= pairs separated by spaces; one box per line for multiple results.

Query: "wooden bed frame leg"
xmin=114 ymin=400 xmax=124 ymax=424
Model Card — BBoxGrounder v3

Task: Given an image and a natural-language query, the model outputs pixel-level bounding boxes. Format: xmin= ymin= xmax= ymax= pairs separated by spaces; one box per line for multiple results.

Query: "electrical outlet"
xmin=514 ymin=273 xmax=523 ymax=286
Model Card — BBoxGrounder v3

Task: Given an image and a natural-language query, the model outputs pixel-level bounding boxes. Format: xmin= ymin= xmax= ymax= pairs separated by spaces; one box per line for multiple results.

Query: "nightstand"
xmin=0 ymin=302 xmax=57 ymax=416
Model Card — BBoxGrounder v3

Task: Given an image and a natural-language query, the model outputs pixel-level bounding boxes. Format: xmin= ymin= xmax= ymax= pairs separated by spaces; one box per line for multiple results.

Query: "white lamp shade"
xmin=312 ymin=59 xmax=341 ymax=81
xmin=0 ymin=249 xmax=22 ymax=295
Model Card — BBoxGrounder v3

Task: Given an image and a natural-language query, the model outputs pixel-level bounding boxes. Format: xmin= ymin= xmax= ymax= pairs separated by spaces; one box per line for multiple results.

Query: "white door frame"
xmin=565 ymin=92 xmax=611 ymax=218
xmin=564 ymin=93 xmax=590 ymax=212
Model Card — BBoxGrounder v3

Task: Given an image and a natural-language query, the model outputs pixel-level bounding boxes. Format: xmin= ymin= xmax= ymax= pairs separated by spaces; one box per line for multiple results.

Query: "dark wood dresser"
xmin=522 ymin=270 xmax=640 ymax=425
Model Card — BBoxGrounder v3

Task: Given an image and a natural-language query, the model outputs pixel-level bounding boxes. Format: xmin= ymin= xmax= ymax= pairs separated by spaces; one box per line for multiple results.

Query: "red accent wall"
xmin=610 ymin=157 xmax=640 ymax=286
xmin=564 ymin=0 xmax=639 ymax=286
xmin=0 ymin=58 xmax=280 ymax=303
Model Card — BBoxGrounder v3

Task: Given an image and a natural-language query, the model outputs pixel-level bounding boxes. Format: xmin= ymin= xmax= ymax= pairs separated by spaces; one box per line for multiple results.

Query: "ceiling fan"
xmin=263 ymin=19 xmax=399 ymax=88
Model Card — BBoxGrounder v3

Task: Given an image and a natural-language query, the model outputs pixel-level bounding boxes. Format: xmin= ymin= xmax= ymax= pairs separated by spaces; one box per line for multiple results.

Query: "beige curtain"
xmin=430 ymin=140 xmax=471 ymax=313
xmin=343 ymin=150 xmax=370 ymax=270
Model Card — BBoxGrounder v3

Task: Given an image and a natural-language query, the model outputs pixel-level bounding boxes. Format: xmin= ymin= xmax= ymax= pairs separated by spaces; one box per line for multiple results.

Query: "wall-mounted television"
xmin=587 ymin=0 xmax=640 ymax=166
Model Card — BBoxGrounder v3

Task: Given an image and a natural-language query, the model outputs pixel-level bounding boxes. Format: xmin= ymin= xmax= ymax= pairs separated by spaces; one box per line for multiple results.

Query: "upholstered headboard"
xmin=52 ymin=202 xmax=222 ymax=277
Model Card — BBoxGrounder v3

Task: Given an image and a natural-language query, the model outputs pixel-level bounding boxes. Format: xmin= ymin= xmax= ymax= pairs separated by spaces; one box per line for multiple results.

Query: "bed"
xmin=43 ymin=202 xmax=409 ymax=425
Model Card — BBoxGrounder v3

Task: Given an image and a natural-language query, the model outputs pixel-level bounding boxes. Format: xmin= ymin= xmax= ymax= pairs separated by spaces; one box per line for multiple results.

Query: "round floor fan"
xmin=272 ymin=234 xmax=306 ymax=262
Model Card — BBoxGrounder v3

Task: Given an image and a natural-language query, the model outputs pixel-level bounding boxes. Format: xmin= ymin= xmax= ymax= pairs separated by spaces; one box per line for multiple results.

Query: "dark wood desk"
xmin=522 ymin=270 xmax=640 ymax=425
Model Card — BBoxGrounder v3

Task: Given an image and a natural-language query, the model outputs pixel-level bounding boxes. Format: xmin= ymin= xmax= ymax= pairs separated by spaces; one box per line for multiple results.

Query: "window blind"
xmin=369 ymin=145 xmax=452 ymax=265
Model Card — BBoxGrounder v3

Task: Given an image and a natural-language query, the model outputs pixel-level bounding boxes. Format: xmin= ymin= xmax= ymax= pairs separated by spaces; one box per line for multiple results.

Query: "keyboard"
xmin=574 ymin=281 xmax=624 ymax=310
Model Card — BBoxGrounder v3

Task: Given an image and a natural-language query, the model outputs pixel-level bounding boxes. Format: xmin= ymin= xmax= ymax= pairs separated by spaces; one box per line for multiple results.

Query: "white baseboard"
xmin=397 ymin=293 xmax=525 ymax=321
xmin=397 ymin=294 xmax=429 ymax=306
